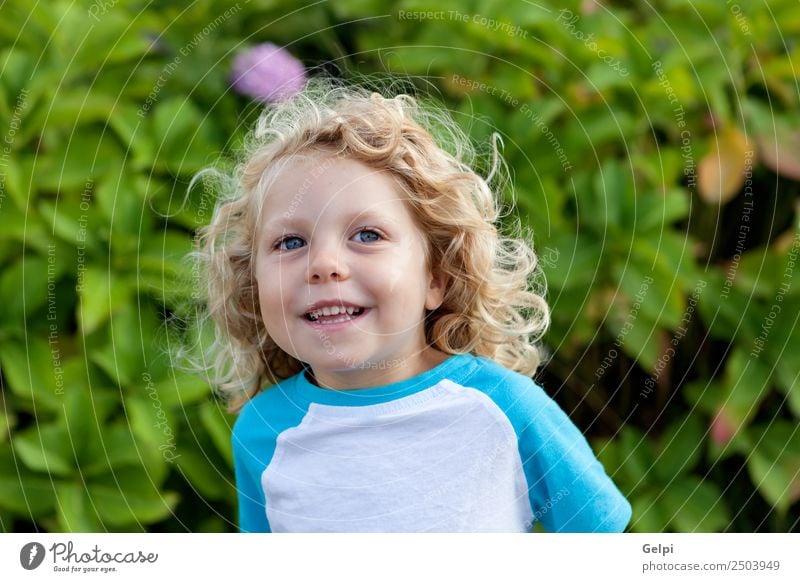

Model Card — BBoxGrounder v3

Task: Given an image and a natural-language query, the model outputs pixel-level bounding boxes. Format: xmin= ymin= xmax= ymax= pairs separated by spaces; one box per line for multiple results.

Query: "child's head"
xmin=253 ymin=151 xmax=448 ymax=392
xmin=195 ymin=78 xmax=549 ymax=411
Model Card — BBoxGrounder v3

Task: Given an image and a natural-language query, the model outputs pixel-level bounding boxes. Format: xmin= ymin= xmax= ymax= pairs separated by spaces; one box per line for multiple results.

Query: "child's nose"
xmin=307 ymin=245 xmax=350 ymax=283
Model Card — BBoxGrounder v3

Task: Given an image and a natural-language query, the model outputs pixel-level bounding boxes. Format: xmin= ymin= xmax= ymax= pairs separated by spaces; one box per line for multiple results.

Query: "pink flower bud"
xmin=230 ymin=43 xmax=306 ymax=103
xmin=710 ymin=408 xmax=737 ymax=446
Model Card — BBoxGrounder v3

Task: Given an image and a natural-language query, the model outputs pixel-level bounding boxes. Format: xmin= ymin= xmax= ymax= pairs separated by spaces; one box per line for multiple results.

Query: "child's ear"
xmin=425 ymin=268 xmax=447 ymax=311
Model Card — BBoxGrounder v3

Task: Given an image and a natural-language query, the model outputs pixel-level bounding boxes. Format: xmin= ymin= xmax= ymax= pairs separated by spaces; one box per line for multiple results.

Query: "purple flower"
xmin=230 ymin=43 xmax=306 ymax=103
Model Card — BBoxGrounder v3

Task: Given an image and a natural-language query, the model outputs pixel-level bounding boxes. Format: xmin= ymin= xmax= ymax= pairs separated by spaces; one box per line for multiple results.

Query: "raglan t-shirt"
xmin=232 ymin=353 xmax=632 ymax=533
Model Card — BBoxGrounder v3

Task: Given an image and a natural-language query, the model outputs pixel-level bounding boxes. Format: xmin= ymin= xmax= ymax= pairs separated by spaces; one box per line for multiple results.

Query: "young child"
xmin=194 ymin=79 xmax=632 ymax=533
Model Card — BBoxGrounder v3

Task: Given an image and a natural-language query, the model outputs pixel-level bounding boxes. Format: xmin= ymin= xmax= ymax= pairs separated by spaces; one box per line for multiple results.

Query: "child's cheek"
xmin=386 ymin=264 xmax=404 ymax=294
xmin=383 ymin=246 xmax=415 ymax=293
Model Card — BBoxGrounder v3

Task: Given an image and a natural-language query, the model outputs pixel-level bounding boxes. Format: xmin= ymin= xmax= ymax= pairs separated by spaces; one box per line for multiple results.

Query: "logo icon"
xmin=20 ymin=542 xmax=46 ymax=570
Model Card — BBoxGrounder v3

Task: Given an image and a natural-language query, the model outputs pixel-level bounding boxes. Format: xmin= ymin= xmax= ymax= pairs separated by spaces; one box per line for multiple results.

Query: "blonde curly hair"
xmin=190 ymin=77 xmax=550 ymax=412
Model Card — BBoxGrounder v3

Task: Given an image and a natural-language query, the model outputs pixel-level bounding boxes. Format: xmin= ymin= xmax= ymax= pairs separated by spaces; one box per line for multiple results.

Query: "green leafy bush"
xmin=0 ymin=0 xmax=797 ymax=532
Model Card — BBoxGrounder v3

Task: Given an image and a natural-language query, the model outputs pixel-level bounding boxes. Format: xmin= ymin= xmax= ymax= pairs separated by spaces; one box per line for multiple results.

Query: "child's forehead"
xmin=275 ymin=150 xmax=368 ymax=176
xmin=268 ymin=151 xmax=402 ymax=198
xmin=260 ymin=155 xmax=417 ymax=227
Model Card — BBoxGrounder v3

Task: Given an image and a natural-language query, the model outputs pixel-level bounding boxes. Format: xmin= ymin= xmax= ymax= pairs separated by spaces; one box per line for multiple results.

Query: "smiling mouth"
xmin=304 ymin=307 xmax=368 ymax=323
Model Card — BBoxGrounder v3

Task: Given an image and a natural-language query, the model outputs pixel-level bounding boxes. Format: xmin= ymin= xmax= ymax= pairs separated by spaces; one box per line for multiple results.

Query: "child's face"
xmin=254 ymin=153 xmax=447 ymax=389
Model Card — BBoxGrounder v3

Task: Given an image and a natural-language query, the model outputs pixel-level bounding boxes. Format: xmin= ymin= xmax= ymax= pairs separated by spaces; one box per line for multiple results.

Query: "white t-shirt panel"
xmin=262 ymin=380 xmax=534 ymax=532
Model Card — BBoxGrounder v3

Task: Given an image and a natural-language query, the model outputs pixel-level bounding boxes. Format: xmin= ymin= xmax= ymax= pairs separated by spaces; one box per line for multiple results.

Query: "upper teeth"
xmin=308 ymin=305 xmax=362 ymax=319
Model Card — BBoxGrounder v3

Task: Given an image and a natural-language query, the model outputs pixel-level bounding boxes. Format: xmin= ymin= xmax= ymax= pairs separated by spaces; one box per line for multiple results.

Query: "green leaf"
xmin=653 ymin=415 xmax=704 ymax=480
xmin=90 ymin=301 xmax=159 ymax=386
xmin=62 ymin=377 xmax=97 ymax=464
xmin=175 ymin=449 xmax=231 ymax=501
xmin=72 ymin=11 xmax=152 ymax=70
xmin=662 ymin=477 xmax=730 ymax=532
xmin=587 ymin=162 xmax=624 ymax=233
xmin=0 ymin=408 xmax=11 ymax=444
xmin=0 ymin=256 xmax=52 ymax=324
xmin=95 ymin=172 xmax=152 ymax=241
xmin=0 ymin=446 xmax=56 ymax=516
xmin=716 ymin=349 xmax=773 ymax=435
xmin=55 ymin=481 xmax=105 ymax=532
xmin=613 ymin=259 xmax=669 ymax=326
xmin=627 ymin=236 xmax=692 ymax=329
xmin=138 ymin=231 xmax=196 ymax=305
xmin=629 ymin=489 xmax=674 ymax=532
xmin=0 ymin=337 xmax=63 ymax=411
xmin=634 ymin=188 xmax=690 ymax=234
xmin=697 ymin=272 xmax=756 ymax=341
xmin=124 ymin=396 xmax=179 ymax=455
xmin=137 ymin=271 xmax=194 ymax=308
xmin=138 ymin=231 xmax=196 ymax=306
xmin=89 ymin=466 xmax=178 ymax=527
xmin=200 ymin=401 xmax=234 ymax=469
xmin=733 ymin=246 xmax=788 ymax=299
xmin=746 ymin=421 xmax=800 ymax=514
xmin=602 ymin=427 xmax=655 ymax=487
xmin=33 ymin=91 xmax=118 ymax=130
xmin=151 ymin=97 xmax=217 ymax=174
xmin=762 ymin=296 xmax=800 ymax=415
xmin=78 ymin=267 xmax=132 ymax=335
xmin=140 ymin=231 xmax=194 ymax=278
xmin=80 ymin=421 xmax=166 ymax=484
xmin=0 ymin=47 xmax=37 ymax=99
xmin=60 ymin=362 xmax=119 ymax=467
xmin=13 ymin=422 xmax=75 ymax=477
xmin=605 ymin=297 xmax=663 ymax=373
xmin=0 ymin=190 xmax=51 ymax=248
xmin=108 ymin=103 xmax=148 ymax=150
xmin=151 ymin=370 xmax=210 ymax=409
xmin=37 ymin=198 xmax=102 ymax=252
xmin=548 ymin=285 xmax=600 ymax=349
xmin=543 ymin=232 xmax=603 ymax=291
xmin=31 ymin=129 xmax=125 ymax=190
xmin=567 ymin=110 xmax=636 ymax=155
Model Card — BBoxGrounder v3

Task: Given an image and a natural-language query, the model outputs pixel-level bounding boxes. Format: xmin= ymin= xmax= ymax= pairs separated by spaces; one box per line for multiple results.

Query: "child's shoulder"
xmin=462 ymin=355 xmax=572 ymax=435
xmin=464 ymin=355 xmax=551 ymax=406
xmin=232 ymin=373 xmax=304 ymax=435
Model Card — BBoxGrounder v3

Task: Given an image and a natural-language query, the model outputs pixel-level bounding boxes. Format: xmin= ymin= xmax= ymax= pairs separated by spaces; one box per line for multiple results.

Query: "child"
xmin=194 ymin=78 xmax=632 ymax=533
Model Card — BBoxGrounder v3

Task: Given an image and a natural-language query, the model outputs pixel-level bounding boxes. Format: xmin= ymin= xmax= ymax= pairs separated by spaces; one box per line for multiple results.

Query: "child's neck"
xmin=305 ymin=349 xmax=451 ymax=391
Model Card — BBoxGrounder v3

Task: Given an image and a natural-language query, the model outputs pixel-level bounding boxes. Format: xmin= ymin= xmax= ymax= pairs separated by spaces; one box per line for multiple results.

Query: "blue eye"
xmin=353 ymin=229 xmax=381 ymax=243
xmin=277 ymin=236 xmax=305 ymax=251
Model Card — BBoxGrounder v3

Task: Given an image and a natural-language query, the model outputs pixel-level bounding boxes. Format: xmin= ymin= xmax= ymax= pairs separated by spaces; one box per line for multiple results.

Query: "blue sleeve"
xmin=232 ymin=409 xmax=272 ymax=533
xmin=476 ymin=359 xmax=631 ymax=533
xmin=516 ymin=382 xmax=632 ymax=532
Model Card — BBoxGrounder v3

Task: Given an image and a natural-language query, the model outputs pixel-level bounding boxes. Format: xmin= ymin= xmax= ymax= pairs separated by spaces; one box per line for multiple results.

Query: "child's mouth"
xmin=304 ymin=307 xmax=369 ymax=325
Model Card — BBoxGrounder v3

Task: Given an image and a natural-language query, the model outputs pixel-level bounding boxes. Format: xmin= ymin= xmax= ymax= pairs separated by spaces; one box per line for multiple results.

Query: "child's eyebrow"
xmin=262 ymin=216 xmax=312 ymax=234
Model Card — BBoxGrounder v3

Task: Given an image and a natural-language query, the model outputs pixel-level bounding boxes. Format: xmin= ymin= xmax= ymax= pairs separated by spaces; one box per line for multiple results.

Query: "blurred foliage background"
xmin=1 ymin=0 xmax=798 ymax=532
